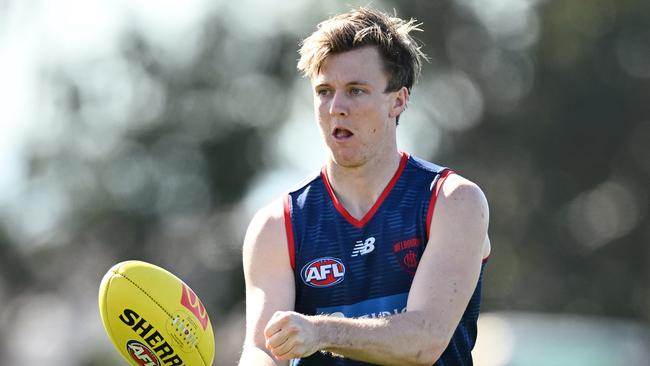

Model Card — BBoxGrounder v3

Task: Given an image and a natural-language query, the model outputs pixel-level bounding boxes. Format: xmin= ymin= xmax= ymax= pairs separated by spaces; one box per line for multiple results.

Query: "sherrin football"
xmin=99 ymin=260 xmax=215 ymax=366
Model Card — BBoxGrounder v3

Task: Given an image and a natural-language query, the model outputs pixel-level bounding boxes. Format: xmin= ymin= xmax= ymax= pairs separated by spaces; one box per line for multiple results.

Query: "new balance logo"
xmin=352 ymin=237 xmax=376 ymax=257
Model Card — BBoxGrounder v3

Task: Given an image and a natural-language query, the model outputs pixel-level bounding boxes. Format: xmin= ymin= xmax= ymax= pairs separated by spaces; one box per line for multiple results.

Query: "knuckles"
xmin=264 ymin=311 xmax=316 ymax=360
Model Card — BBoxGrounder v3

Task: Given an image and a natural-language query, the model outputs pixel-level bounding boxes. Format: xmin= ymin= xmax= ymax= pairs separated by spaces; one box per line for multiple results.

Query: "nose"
xmin=328 ymin=91 xmax=348 ymax=117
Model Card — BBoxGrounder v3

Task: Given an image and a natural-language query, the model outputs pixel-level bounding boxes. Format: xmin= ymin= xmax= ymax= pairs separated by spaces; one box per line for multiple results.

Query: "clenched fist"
xmin=264 ymin=311 xmax=323 ymax=360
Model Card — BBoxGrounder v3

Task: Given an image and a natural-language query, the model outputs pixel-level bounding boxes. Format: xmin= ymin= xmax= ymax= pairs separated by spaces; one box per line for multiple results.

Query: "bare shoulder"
xmin=247 ymin=196 xmax=285 ymax=233
xmin=438 ymin=173 xmax=489 ymax=224
xmin=432 ymin=173 xmax=490 ymax=258
xmin=243 ymin=196 xmax=288 ymax=266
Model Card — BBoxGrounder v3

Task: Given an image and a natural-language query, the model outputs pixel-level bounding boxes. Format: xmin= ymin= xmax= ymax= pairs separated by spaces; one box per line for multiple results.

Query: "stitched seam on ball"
xmin=117 ymin=271 xmax=173 ymax=319
xmin=198 ymin=337 xmax=209 ymax=366
xmin=116 ymin=269 xmax=205 ymax=358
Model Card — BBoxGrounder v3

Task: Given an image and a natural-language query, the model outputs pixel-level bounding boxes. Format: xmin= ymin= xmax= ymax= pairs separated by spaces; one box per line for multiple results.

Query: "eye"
xmin=316 ymin=88 xmax=331 ymax=97
xmin=349 ymin=87 xmax=364 ymax=96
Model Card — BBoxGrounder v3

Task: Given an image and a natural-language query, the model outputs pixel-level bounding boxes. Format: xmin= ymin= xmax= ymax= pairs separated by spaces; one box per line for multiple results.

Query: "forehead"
xmin=312 ymin=46 xmax=388 ymax=86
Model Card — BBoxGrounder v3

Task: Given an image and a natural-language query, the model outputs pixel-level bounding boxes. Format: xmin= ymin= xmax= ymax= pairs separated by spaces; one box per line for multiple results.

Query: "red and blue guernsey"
xmin=284 ymin=152 xmax=488 ymax=366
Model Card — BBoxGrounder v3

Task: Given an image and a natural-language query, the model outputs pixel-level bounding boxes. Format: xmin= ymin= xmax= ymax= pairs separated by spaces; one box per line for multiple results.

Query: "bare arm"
xmin=265 ymin=175 xmax=490 ymax=366
xmin=238 ymin=198 xmax=295 ymax=366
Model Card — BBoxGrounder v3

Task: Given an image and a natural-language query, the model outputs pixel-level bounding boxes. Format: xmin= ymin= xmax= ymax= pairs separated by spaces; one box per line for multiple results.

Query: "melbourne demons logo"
xmin=393 ymin=238 xmax=422 ymax=275
xmin=126 ymin=340 xmax=161 ymax=366
xmin=180 ymin=283 xmax=209 ymax=330
xmin=301 ymin=257 xmax=345 ymax=288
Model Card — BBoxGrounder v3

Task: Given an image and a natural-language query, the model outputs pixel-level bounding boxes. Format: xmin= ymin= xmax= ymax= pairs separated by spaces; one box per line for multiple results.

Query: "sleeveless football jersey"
xmin=284 ymin=152 xmax=487 ymax=366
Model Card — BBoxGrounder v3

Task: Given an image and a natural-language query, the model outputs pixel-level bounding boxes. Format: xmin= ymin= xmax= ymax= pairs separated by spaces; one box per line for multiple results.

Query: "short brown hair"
xmin=297 ymin=7 xmax=428 ymax=93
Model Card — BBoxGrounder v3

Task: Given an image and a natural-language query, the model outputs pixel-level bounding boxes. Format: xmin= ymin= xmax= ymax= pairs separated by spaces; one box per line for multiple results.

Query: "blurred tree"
xmin=391 ymin=0 xmax=649 ymax=322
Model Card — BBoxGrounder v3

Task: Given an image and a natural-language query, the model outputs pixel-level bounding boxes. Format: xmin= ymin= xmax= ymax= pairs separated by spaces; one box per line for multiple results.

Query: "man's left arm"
xmin=264 ymin=175 xmax=490 ymax=366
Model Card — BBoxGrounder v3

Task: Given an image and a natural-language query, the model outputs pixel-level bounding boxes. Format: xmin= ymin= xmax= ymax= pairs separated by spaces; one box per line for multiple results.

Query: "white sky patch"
xmin=38 ymin=0 xmax=123 ymax=61
xmin=0 ymin=1 xmax=45 ymax=205
xmin=123 ymin=0 xmax=217 ymax=67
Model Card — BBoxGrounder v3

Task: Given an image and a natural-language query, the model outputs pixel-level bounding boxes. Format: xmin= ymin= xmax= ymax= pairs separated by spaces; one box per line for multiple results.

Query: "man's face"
xmin=311 ymin=46 xmax=406 ymax=168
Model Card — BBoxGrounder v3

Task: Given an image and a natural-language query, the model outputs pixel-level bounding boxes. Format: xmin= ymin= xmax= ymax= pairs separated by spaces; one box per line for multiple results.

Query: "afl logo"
xmin=301 ymin=257 xmax=345 ymax=288
xmin=126 ymin=340 xmax=160 ymax=366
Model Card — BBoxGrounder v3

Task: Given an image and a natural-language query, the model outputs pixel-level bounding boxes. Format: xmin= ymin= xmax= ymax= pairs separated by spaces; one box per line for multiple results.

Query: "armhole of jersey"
xmin=426 ymin=171 xmax=491 ymax=263
xmin=425 ymin=169 xmax=455 ymax=240
xmin=283 ymin=194 xmax=296 ymax=271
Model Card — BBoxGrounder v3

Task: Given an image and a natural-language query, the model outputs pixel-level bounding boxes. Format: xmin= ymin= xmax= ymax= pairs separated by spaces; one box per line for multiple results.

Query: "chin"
xmin=329 ymin=151 xmax=366 ymax=169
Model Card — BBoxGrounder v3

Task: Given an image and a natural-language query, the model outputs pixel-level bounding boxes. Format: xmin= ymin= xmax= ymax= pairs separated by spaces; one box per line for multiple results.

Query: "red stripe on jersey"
xmin=283 ymin=194 xmax=296 ymax=270
xmin=426 ymin=169 xmax=455 ymax=240
xmin=321 ymin=152 xmax=409 ymax=229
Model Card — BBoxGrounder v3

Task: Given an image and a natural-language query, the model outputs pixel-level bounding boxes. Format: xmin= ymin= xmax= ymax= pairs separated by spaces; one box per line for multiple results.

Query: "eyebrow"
xmin=313 ymin=80 xmax=371 ymax=89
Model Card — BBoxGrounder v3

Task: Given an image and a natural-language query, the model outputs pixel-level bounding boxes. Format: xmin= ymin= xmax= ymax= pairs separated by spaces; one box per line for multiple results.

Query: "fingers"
xmin=264 ymin=311 xmax=291 ymax=358
xmin=268 ymin=332 xmax=308 ymax=360
xmin=265 ymin=325 xmax=290 ymax=349
xmin=264 ymin=311 xmax=289 ymax=340
xmin=269 ymin=336 xmax=298 ymax=360
xmin=263 ymin=311 xmax=309 ymax=360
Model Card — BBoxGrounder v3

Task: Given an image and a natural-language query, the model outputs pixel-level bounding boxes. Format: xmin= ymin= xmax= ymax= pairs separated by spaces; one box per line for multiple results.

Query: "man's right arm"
xmin=238 ymin=197 xmax=295 ymax=366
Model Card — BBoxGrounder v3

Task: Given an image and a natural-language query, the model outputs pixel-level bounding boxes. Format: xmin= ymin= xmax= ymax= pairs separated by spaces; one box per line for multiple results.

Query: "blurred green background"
xmin=0 ymin=0 xmax=648 ymax=365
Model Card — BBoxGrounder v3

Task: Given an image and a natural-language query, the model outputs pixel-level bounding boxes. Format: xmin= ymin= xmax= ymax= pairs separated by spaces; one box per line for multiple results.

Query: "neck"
xmin=325 ymin=150 xmax=403 ymax=220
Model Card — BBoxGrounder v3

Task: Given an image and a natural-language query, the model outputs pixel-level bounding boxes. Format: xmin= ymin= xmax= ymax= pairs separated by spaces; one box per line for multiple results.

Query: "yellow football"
xmin=98 ymin=260 xmax=215 ymax=366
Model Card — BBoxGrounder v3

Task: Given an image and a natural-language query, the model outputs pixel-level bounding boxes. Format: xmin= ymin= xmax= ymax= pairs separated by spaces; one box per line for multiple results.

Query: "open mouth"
xmin=332 ymin=127 xmax=354 ymax=140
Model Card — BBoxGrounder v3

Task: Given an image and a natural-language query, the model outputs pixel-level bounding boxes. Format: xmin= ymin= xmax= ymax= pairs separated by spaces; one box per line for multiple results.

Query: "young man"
xmin=239 ymin=7 xmax=490 ymax=366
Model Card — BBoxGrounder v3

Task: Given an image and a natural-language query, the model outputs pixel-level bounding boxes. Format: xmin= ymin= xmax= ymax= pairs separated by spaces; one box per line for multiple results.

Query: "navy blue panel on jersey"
xmin=284 ymin=153 xmax=487 ymax=366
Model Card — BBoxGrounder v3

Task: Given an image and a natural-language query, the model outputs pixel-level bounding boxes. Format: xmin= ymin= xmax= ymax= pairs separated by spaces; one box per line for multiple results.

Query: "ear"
xmin=388 ymin=87 xmax=409 ymax=119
